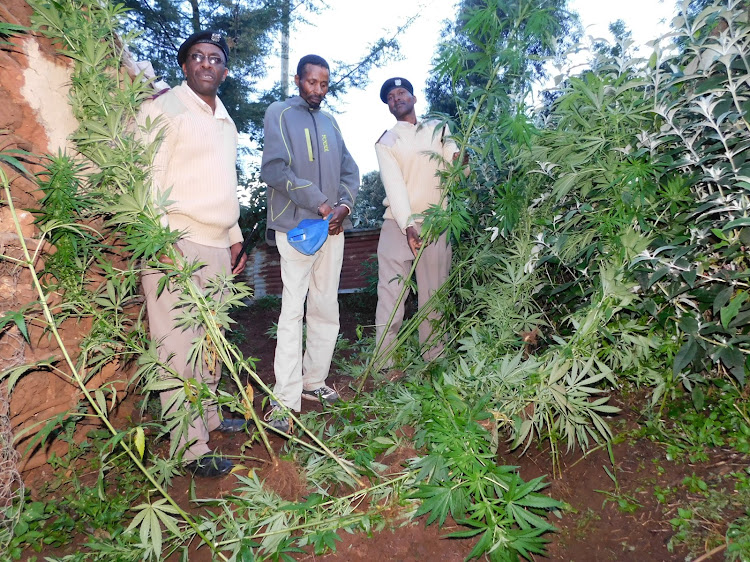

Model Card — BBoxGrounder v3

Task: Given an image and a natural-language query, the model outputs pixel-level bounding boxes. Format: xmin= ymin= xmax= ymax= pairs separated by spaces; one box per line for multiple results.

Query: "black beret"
xmin=177 ymin=30 xmax=229 ymax=66
xmin=379 ymin=77 xmax=413 ymax=103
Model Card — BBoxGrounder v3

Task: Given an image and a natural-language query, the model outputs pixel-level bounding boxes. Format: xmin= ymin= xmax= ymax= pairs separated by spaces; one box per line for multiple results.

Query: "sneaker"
xmin=301 ymin=385 xmax=339 ymax=404
xmin=264 ymin=400 xmax=290 ymax=434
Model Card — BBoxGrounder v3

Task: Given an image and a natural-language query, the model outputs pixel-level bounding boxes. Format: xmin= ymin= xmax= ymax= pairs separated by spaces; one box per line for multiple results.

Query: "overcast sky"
xmin=252 ymin=0 xmax=676 ymax=175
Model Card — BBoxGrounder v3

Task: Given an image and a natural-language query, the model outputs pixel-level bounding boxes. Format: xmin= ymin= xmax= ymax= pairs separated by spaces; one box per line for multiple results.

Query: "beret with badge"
xmin=177 ymin=30 xmax=230 ymax=66
xmin=379 ymin=77 xmax=413 ymax=103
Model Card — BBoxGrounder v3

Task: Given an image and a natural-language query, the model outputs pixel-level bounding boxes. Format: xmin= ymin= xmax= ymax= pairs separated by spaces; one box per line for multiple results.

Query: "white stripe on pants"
xmin=141 ymin=239 xmax=231 ymax=462
xmin=273 ymin=231 xmax=344 ymax=411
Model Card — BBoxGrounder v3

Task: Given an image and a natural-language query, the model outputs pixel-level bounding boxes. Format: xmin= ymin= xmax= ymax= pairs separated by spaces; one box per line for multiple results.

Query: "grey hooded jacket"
xmin=261 ymin=95 xmax=360 ymax=244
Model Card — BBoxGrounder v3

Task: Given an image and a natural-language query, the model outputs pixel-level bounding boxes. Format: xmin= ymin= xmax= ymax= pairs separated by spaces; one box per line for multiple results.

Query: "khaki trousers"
xmin=273 ymin=231 xmax=345 ymax=411
xmin=141 ymin=239 xmax=231 ymax=462
xmin=375 ymin=219 xmax=451 ymax=363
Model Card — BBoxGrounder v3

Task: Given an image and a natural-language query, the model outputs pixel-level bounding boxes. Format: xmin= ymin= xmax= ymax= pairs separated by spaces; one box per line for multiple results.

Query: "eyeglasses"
xmin=189 ymin=52 xmax=225 ymax=66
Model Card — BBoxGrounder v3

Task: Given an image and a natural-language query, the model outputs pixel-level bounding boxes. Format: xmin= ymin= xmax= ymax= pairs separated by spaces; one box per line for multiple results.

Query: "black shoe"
xmin=216 ymin=418 xmax=247 ymax=433
xmin=186 ymin=455 xmax=233 ymax=477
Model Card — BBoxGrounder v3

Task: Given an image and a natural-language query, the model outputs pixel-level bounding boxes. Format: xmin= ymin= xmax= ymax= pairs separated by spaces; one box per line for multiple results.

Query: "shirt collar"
xmin=181 ymin=81 xmax=231 ymax=121
xmin=290 ymin=95 xmax=320 ymax=112
xmin=395 ymin=119 xmax=418 ymax=128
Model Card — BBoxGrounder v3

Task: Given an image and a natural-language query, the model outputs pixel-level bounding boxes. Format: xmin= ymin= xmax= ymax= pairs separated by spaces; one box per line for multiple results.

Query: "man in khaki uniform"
xmin=374 ymin=77 xmax=460 ymax=365
xmin=138 ymin=30 xmax=248 ymax=477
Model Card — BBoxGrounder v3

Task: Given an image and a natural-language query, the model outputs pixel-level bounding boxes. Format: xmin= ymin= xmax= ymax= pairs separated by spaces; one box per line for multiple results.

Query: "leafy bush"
xmin=417 ymin=0 xmax=750 ymax=465
xmin=352 ymin=170 xmax=386 ymax=228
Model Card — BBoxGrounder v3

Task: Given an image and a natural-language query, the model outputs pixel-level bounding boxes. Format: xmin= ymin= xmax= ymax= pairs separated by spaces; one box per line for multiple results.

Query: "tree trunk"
xmin=189 ymin=0 xmax=200 ymax=33
xmin=281 ymin=0 xmax=290 ymax=98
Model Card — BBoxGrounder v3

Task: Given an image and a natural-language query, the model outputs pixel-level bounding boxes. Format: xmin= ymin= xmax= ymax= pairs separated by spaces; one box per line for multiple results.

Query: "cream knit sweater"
xmin=137 ymin=83 xmax=242 ymax=248
xmin=375 ymin=120 xmax=458 ymax=234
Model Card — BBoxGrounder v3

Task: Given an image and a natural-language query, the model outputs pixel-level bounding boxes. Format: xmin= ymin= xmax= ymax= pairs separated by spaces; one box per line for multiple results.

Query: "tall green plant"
xmin=410 ymin=0 xmax=627 ymax=463
xmin=426 ymin=0 xmax=578 ymax=119
xmin=426 ymin=0 xmax=750 ymax=471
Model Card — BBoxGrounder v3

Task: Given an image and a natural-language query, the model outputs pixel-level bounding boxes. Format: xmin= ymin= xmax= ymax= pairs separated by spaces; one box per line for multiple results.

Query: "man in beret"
xmin=374 ymin=77 xmax=464 ymax=368
xmin=137 ymin=30 xmax=248 ymax=477
xmin=260 ymin=54 xmax=359 ymax=432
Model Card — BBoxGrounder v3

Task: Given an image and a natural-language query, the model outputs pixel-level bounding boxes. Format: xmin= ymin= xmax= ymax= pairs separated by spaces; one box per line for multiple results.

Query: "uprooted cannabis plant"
xmin=1 ymin=1 xmax=381 ymax=560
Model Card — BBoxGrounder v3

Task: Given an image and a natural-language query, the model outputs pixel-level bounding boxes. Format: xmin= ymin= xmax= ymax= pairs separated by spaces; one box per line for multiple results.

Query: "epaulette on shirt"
xmin=149 ymin=87 xmax=171 ymax=101
xmin=376 ymin=129 xmax=397 ymax=147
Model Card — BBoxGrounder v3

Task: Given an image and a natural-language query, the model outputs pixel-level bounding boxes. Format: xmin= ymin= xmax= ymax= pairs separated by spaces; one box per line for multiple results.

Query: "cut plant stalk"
xmin=171 ymin=257 xmax=364 ymax=485
xmin=214 ymin=474 xmax=411 ymax=548
xmin=1 ymin=170 xmax=230 ymax=562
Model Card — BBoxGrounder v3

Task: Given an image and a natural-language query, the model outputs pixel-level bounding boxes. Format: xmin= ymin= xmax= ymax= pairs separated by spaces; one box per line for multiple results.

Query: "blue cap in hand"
xmin=286 ymin=217 xmax=330 ymax=255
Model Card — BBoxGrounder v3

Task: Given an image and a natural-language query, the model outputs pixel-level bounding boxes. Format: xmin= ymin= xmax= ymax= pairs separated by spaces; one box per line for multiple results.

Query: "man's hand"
xmin=405 ymin=225 xmax=422 ymax=257
xmin=230 ymin=241 xmax=248 ymax=275
xmin=318 ymin=202 xmax=334 ymax=218
xmin=328 ymin=204 xmax=349 ymax=235
xmin=158 ymin=244 xmax=183 ymax=266
xmin=453 ymin=151 xmax=470 ymax=166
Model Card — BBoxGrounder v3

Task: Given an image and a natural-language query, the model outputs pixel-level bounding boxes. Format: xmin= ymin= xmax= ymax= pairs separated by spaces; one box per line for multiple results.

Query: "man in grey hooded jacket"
xmin=260 ymin=54 xmax=359 ymax=431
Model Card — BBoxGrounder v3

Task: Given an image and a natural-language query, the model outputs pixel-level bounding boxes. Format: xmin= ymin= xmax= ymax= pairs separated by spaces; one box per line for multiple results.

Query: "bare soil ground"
xmin=22 ymin=295 xmax=747 ymax=561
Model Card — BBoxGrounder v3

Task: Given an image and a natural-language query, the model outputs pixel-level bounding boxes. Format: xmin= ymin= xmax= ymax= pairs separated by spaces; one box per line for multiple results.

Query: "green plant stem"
xmin=567 ymin=442 xmax=608 ymax=469
xmin=356 ymin=243 xmax=425 ymax=393
xmin=1 ymin=171 xmax=229 ymax=562
xmin=175 ymin=269 xmax=365 ymax=486
xmin=693 ymin=543 xmax=727 ymax=562
xmin=214 ymin=474 xmax=410 ymax=546
xmin=258 ymin=511 xmax=369 ymax=537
